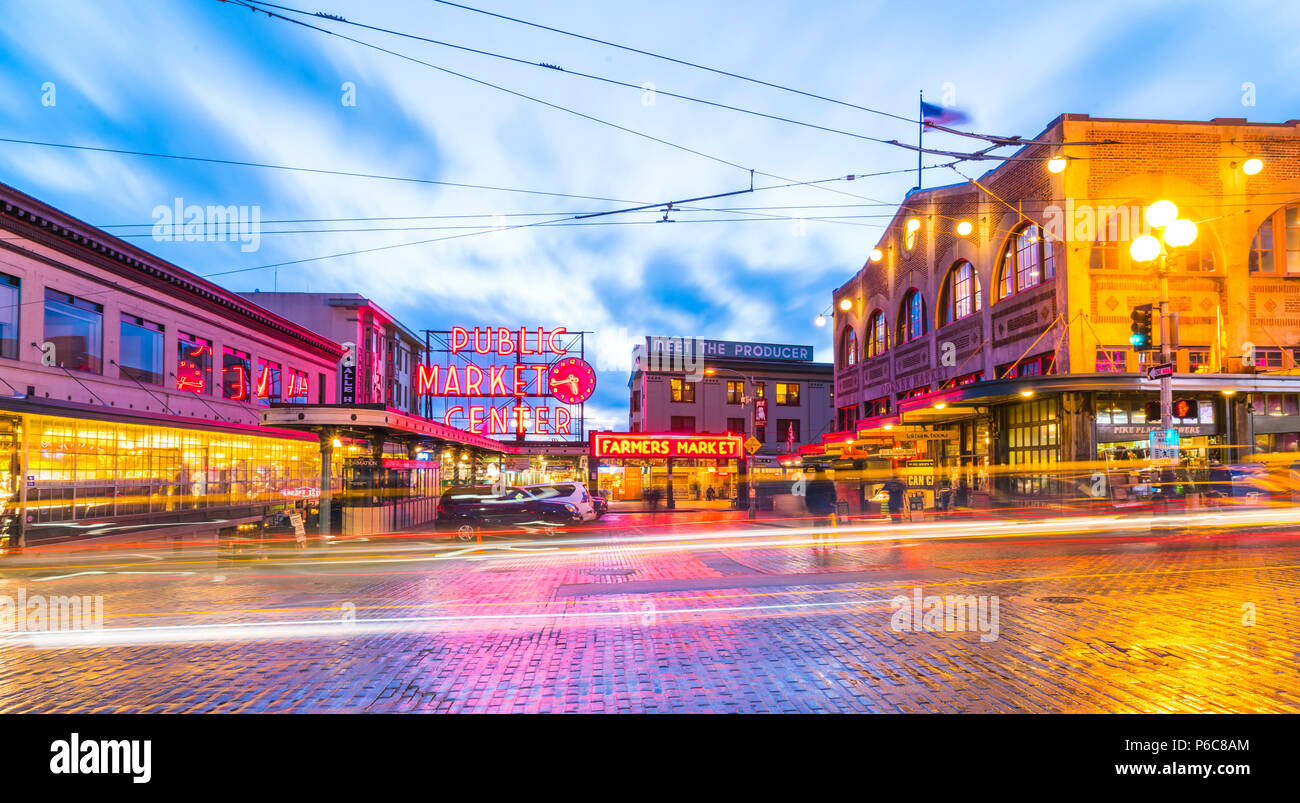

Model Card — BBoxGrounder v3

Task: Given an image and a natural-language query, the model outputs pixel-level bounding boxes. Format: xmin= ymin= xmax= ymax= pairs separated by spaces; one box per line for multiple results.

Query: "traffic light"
xmin=1129 ymin=304 xmax=1154 ymax=349
xmin=1144 ymin=401 xmax=1161 ymax=422
xmin=1173 ymin=398 xmax=1197 ymax=419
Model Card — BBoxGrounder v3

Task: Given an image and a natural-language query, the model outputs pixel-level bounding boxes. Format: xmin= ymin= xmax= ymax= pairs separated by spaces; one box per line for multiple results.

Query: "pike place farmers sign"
xmin=590 ymin=432 xmax=745 ymax=460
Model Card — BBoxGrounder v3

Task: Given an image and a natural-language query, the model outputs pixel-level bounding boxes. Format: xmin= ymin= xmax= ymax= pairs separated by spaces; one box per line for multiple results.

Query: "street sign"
xmin=1146 ymin=362 xmax=1175 ymax=380
xmin=744 ymin=436 xmax=762 ymax=455
xmin=1149 ymin=428 xmax=1180 ymax=461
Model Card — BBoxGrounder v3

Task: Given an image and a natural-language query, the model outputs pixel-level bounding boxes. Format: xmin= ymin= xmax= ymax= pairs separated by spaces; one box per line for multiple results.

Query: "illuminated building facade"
xmin=239 ymin=292 xmax=423 ymax=415
xmin=618 ymin=336 xmax=833 ymax=502
xmin=0 ymin=180 xmax=344 ymax=545
xmin=829 ymin=114 xmax=1300 ymax=509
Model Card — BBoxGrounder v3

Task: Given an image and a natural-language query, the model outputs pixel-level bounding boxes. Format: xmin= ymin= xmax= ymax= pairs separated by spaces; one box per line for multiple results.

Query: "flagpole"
xmin=917 ymin=90 xmax=923 ymax=192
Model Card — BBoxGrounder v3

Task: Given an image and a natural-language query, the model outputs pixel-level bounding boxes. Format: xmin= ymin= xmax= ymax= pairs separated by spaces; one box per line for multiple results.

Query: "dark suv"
xmin=436 ymin=486 xmax=581 ymax=541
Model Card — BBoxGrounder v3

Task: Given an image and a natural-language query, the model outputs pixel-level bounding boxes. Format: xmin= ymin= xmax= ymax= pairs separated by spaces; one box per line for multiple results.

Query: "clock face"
xmin=547 ymin=357 xmax=597 ymax=404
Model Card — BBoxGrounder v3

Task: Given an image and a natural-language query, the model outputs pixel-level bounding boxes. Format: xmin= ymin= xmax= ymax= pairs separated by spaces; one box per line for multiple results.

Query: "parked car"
xmin=521 ymin=482 xmax=598 ymax=521
xmin=436 ymin=485 xmax=582 ymax=541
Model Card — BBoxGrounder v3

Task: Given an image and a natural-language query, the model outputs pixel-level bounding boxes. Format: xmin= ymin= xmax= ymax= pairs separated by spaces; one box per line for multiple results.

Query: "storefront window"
xmin=44 ymin=288 xmax=102 ymax=373
xmin=177 ymin=333 xmax=213 ymax=394
xmin=286 ymin=369 xmax=309 ymax=403
xmin=1003 ymin=398 xmax=1059 ymax=496
xmin=0 ymin=273 xmax=18 ymax=360
xmin=222 ymin=346 xmax=251 ymax=400
xmin=23 ymin=415 xmax=322 ymax=526
xmin=255 ymin=358 xmax=281 ymax=406
xmin=119 ymin=313 xmax=164 ymax=385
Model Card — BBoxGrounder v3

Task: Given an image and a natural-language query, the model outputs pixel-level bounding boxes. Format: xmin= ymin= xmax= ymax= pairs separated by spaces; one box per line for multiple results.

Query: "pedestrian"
xmin=705 ymin=486 xmax=716 ymax=502
xmin=805 ymin=467 xmax=838 ymax=547
xmin=880 ymin=474 xmax=907 ymax=524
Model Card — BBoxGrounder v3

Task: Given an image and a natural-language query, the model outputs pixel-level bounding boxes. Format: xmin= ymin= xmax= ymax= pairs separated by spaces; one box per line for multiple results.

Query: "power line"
xmin=0 ymin=136 xmax=643 ymax=204
xmin=238 ymin=0 xmax=907 ymax=149
xmin=422 ymin=0 xmax=918 ymax=126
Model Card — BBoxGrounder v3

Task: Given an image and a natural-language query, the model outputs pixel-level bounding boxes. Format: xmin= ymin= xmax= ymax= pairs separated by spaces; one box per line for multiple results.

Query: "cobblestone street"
xmin=2 ymin=510 xmax=1298 ymax=713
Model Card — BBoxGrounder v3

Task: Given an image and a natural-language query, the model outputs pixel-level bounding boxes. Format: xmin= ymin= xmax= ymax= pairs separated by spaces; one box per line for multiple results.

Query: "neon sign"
xmin=418 ymin=326 xmax=596 ymax=437
xmin=591 ymin=432 xmax=744 ymax=460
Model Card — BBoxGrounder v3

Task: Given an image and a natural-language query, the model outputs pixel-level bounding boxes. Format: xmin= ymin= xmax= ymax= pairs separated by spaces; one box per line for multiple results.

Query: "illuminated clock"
xmin=547 ymin=357 xmax=597 ymax=404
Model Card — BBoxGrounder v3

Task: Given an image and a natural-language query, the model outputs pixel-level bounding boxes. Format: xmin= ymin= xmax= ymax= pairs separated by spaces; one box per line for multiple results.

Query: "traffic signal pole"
xmin=1159 ymin=255 xmax=1172 ymax=434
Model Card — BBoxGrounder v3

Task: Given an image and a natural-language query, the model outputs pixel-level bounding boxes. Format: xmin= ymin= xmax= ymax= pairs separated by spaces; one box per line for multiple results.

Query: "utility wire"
xmin=238 ymin=0 xmax=904 ymax=148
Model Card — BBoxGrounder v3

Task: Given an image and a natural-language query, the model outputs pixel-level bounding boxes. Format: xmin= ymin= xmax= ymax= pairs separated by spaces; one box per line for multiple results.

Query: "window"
xmin=0 ymin=273 xmax=19 ymax=360
xmin=837 ymin=405 xmax=859 ymax=432
xmin=726 ymin=417 xmax=746 ymax=434
xmin=754 ymin=425 xmax=766 ymax=442
xmin=1000 ymin=352 xmax=1056 ymax=379
xmin=287 ymin=369 xmax=310 ymax=403
xmin=997 ymin=223 xmax=1055 ymax=299
xmin=670 ymin=377 xmax=696 ymax=403
xmin=222 ymin=346 xmax=251 ymax=401
xmin=44 ymin=289 xmax=102 ymax=373
xmin=755 ymin=382 xmax=765 ymax=399
xmin=940 ymin=260 xmax=982 ymax=325
xmin=119 ymin=313 xmax=164 ymax=385
xmin=726 ymin=381 xmax=744 ymax=404
xmin=865 ymin=310 xmax=887 ymax=357
xmin=631 ymin=390 xmax=641 ymax=413
xmin=839 ymin=326 xmax=857 ymax=367
xmin=865 ymin=397 xmax=890 ymax=417
xmin=1096 ymin=347 xmax=1127 ymax=373
xmin=775 ymin=419 xmax=801 ymax=444
xmin=1254 ymin=347 xmax=1300 ymax=371
xmin=897 ymin=289 xmax=926 ymax=343
xmin=1003 ymin=397 xmax=1059 ymax=496
xmin=177 ymin=333 xmax=212 ymax=394
xmin=669 ymin=415 xmax=696 ymax=433
xmin=775 ymin=382 xmax=800 ymax=406
xmin=1188 ymin=350 xmax=1211 ymax=373
xmin=1250 ymin=203 xmax=1300 ymax=274
xmin=255 ymin=358 xmax=281 ymax=406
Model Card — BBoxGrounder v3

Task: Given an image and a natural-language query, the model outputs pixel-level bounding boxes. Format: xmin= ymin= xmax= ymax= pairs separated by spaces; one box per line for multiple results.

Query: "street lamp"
xmin=705 ymin=365 xmax=758 ymax=520
xmin=1129 ymin=199 xmax=1199 ymax=465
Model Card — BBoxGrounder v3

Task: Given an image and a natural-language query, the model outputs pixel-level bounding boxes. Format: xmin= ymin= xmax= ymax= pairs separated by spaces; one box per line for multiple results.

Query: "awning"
xmin=260 ymin=403 xmax=515 ymax=453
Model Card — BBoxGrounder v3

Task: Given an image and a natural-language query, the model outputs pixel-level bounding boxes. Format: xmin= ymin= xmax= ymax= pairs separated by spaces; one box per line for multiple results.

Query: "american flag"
xmin=786 ymin=422 xmax=795 ymax=453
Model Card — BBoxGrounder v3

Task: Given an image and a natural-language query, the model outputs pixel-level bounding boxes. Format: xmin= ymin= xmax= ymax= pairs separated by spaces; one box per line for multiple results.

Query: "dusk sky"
xmin=2 ymin=0 xmax=1296 ymax=428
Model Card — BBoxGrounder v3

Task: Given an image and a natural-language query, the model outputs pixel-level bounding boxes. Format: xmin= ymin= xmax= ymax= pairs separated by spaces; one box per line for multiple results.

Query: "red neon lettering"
xmin=468 ymin=405 xmax=485 ymax=433
xmin=518 ymin=327 xmax=534 ymax=355
xmin=548 ymin=327 xmax=568 ymax=355
xmin=555 ymin=407 xmax=571 ymax=434
xmin=443 ymin=406 xmax=464 ymax=426
xmin=489 ymin=406 xmax=509 ymax=434
xmin=512 ymin=365 xmax=527 ymax=396
xmin=256 ymin=366 xmax=271 ymax=399
xmin=472 ymin=327 xmax=491 ymax=355
xmin=465 ymin=364 xmax=484 ymax=395
xmin=450 ymin=326 xmax=469 ymax=354
xmin=417 ymin=364 xmax=439 ymax=395
xmin=488 ymin=365 xmax=508 ymax=395
xmin=513 ymin=405 xmax=527 ymax=434
xmin=230 ymin=365 xmax=248 ymax=401
xmin=530 ymin=365 xmax=548 ymax=395
xmin=534 ymin=406 xmax=551 ymax=435
xmin=443 ymin=365 xmax=461 ymax=395
xmin=496 ymin=327 xmax=515 ymax=356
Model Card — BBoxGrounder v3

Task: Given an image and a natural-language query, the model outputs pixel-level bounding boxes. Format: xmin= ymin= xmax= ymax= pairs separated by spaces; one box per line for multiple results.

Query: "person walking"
xmin=805 ymin=468 xmax=838 ymax=548
xmin=880 ymin=474 xmax=907 ymax=524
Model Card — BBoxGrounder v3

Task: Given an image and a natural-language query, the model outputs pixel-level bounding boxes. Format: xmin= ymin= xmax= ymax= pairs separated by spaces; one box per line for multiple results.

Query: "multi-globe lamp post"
xmin=1128 ymin=200 xmax=1198 ymax=471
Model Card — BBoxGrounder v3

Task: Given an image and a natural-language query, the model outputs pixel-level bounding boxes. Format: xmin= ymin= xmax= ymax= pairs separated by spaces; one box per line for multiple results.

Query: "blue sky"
xmin=2 ymin=0 xmax=1297 ymax=428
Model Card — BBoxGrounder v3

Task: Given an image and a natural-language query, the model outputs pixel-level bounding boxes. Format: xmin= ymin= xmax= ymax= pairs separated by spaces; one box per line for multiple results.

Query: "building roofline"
xmin=0 ymin=181 xmax=343 ymax=360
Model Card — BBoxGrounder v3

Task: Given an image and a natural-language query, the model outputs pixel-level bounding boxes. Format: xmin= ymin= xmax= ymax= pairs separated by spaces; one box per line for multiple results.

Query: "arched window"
xmin=997 ymin=222 xmax=1056 ymax=299
xmin=839 ymin=325 xmax=857 ymax=368
xmin=864 ymin=310 xmax=887 ymax=357
xmin=939 ymin=260 xmax=982 ymax=326
xmin=1250 ymin=202 xmax=1300 ymax=275
xmin=897 ymin=290 xmax=927 ymax=344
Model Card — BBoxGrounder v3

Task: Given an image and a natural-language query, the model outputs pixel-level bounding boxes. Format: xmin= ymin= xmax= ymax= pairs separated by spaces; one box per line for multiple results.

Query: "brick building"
xmin=827 ymin=114 xmax=1300 ymax=509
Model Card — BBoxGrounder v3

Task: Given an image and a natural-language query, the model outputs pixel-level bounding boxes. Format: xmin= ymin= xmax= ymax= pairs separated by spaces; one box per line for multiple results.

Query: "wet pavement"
xmin=1 ymin=507 xmax=1298 ymax=713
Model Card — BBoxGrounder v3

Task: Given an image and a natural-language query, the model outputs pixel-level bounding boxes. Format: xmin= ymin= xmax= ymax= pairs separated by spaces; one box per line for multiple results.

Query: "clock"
xmin=547 ymin=357 xmax=597 ymax=404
